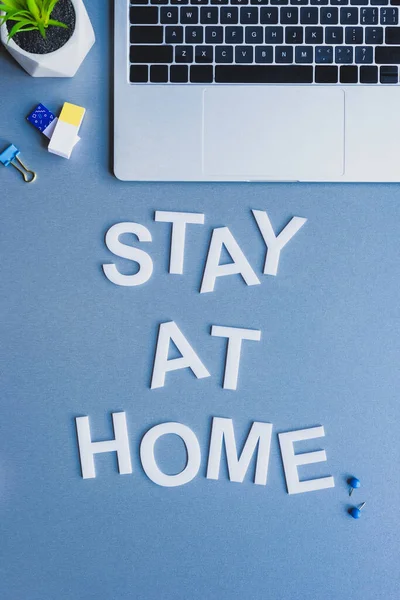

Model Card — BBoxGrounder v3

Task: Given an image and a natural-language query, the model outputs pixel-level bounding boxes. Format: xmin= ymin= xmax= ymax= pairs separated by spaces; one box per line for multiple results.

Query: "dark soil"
xmin=6 ymin=0 xmax=75 ymax=55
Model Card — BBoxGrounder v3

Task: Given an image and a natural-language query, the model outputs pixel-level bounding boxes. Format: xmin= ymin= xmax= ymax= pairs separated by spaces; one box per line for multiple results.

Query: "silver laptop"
xmin=114 ymin=0 xmax=400 ymax=182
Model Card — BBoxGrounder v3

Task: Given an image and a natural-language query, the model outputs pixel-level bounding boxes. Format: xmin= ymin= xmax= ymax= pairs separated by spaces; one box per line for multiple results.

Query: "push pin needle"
xmin=348 ymin=477 xmax=361 ymax=496
xmin=349 ymin=502 xmax=366 ymax=519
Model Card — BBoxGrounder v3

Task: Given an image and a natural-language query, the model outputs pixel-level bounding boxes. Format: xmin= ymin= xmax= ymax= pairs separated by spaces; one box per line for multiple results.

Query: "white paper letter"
xmin=140 ymin=422 xmax=201 ymax=487
xmin=252 ymin=210 xmax=307 ymax=276
xmin=207 ymin=417 xmax=272 ymax=485
xmin=102 ymin=222 xmax=153 ymax=286
xmin=75 ymin=412 xmax=132 ymax=479
xmin=200 ymin=227 xmax=260 ymax=293
xmin=155 ymin=210 xmax=205 ymax=274
xmin=278 ymin=426 xmax=335 ymax=494
xmin=211 ymin=325 xmax=261 ymax=390
xmin=151 ymin=321 xmax=210 ymax=389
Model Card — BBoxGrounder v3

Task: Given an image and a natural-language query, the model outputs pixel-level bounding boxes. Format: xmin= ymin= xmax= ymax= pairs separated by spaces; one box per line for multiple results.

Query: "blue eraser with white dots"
xmin=27 ymin=103 xmax=57 ymax=137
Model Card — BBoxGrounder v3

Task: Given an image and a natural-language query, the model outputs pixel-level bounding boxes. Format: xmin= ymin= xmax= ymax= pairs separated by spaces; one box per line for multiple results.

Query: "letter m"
xmin=206 ymin=417 xmax=272 ymax=485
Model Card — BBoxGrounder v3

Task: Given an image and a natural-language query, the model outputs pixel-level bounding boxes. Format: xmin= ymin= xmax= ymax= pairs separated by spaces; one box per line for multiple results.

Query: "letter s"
xmin=102 ymin=222 xmax=153 ymax=286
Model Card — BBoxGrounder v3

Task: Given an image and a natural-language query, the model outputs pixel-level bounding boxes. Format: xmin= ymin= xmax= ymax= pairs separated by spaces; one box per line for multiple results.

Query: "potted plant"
xmin=0 ymin=0 xmax=95 ymax=77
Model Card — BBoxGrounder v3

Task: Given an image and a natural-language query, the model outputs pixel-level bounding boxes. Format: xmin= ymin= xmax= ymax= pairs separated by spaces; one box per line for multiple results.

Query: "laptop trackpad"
xmin=202 ymin=87 xmax=345 ymax=180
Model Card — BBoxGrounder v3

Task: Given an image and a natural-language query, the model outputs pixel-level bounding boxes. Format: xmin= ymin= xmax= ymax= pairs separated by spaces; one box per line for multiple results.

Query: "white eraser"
xmin=47 ymin=102 xmax=85 ymax=159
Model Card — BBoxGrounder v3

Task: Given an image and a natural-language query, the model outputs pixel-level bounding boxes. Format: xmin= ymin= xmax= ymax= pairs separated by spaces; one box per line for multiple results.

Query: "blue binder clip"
xmin=0 ymin=144 xmax=36 ymax=183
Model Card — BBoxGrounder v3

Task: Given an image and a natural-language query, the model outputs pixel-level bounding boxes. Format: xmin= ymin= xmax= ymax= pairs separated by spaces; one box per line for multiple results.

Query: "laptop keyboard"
xmin=129 ymin=0 xmax=400 ymax=84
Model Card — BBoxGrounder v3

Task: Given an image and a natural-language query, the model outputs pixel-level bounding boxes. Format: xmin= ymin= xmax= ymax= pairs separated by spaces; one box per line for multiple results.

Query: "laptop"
xmin=114 ymin=0 xmax=400 ymax=182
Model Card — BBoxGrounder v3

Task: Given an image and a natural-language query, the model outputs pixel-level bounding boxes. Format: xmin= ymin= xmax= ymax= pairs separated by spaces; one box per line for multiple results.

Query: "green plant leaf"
xmin=42 ymin=0 xmax=59 ymax=25
xmin=8 ymin=18 xmax=38 ymax=39
xmin=37 ymin=18 xmax=45 ymax=37
xmin=2 ymin=0 xmax=27 ymax=10
xmin=47 ymin=17 xmax=67 ymax=29
xmin=26 ymin=0 xmax=40 ymax=21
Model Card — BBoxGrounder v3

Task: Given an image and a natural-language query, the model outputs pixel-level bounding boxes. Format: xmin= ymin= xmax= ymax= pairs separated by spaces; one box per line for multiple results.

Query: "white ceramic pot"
xmin=0 ymin=0 xmax=95 ymax=77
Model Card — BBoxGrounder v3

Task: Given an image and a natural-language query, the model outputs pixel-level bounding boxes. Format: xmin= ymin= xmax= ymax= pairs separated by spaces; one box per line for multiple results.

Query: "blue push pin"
xmin=348 ymin=476 xmax=361 ymax=496
xmin=349 ymin=502 xmax=366 ymax=519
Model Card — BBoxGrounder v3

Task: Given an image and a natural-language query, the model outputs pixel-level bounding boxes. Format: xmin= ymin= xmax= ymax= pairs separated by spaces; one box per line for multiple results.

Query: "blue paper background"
xmin=1 ymin=3 xmax=399 ymax=599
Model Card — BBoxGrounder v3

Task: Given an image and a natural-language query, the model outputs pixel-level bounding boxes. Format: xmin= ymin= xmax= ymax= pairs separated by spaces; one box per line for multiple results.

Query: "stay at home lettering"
xmin=74 ymin=210 xmax=335 ymax=495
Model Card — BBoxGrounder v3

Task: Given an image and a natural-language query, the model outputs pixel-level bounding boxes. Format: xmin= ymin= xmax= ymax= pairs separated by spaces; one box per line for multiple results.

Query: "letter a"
xmin=151 ymin=321 xmax=210 ymax=389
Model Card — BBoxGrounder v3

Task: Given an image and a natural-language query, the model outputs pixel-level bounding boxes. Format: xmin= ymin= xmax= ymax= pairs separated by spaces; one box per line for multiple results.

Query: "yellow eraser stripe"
xmin=59 ymin=102 xmax=85 ymax=127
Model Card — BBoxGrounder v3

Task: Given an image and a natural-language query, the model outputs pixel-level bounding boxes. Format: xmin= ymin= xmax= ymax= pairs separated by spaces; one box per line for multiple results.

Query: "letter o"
xmin=140 ymin=422 xmax=201 ymax=487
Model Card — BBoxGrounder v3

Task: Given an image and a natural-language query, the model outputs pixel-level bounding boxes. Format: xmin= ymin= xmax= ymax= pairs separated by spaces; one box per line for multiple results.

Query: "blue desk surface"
xmin=1 ymin=4 xmax=399 ymax=599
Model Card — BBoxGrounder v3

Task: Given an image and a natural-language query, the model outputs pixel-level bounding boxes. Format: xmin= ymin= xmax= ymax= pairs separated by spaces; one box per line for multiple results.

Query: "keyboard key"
xmin=255 ymin=46 xmax=274 ymax=62
xmin=190 ymin=0 xmax=208 ymax=4
xmin=185 ymin=26 xmax=203 ymax=42
xmin=371 ymin=0 xmax=388 ymax=4
xmin=240 ymin=7 xmax=259 ymax=22
xmin=130 ymin=65 xmax=148 ymax=82
xmin=130 ymin=6 xmax=158 ymax=24
xmin=275 ymin=45 xmax=294 ymax=62
xmin=215 ymin=45 xmax=234 ymax=62
xmin=305 ymin=26 xmax=323 ymax=43
xmin=211 ymin=0 xmax=229 ymax=3
xmin=280 ymin=8 xmax=299 ymax=22
xmin=231 ymin=0 xmax=249 ymax=4
xmin=165 ymin=26 xmax=183 ymax=43
xmin=160 ymin=7 xmax=179 ymax=22
xmin=290 ymin=0 xmax=308 ymax=4
xmin=171 ymin=0 xmax=189 ymax=4
xmin=260 ymin=8 xmax=279 ymax=23
xmin=200 ymin=7 xmax=219 ymax=22
xmin=386 ymin=26 xmax=400 ymax=42
xmin=246 ymin=26 xmax=264 ymax=42
xmin=380 ymin=65 xmax=398 ymax=82
xmin=350 ymin=0 xmax=367 ymax=4
xmin=235 ymin=45 xmax=254 ymax=62
xmin=251 ymin=0 xmax=269 ymax=3
xmin=360 ymin=65 xmax=378 ymax=82
xmin=321 ymin=7 xmax=339 ymax=23
xmin=270 ymin=0 xmax=289 ymax=4
xmin=331 ymin=0 xmax=349 ymax=5
xmin=315 ymin=45 xmax=334 ymax=63
xmin=361 ymin=7 xmax=378 ymax=23
xmin=340 ymin=7 xmax=358 ymax=23
xmin=310 ymin=0 xmax=328 ymax=4
xmin=325 ymin=26 xmax=343 ymax=43
xmin=300 ymin=7 xmax=319 ymax=23
xmin=335 ymin=45 xmax=353 ymax=62
xmin=340 ymin=65 xmax=358 ymax=82
xmin=150 ymin=65 xmax=168 ymax=82
xmin=190 ymin=65 xmax=213 ymax=82
xmin=355 ymin=46 xmax=373 ymax=62
xmin=315 ymin=65 xmax=338 ymax=82
xmin=225 ymin=26 xmax=244 ymax=42
xmin=130 ymin=45 xmax=173 ymax=63
xmin=365 ymin=26 xmax=383 ymax=43
xmin=345 ymin=27 xmax=363 ymax=43
xmin=265 ymin=26 xmax=284 ymax=42
xmin=130 ymin=26 xmax=163 ymax=43
xmin=215 ymin=65 xmax=313 ymax=82
xmin=170 ymin=65 xmax=189 ymax=82
xmin=150 ymin=0 xmax=167 ymax=4
xmin=180 ymin=7 xmax=199 ymax=22
xmin=380 ymin=7 xmax=398 ymax=22
xmin=376 ymin=45 xmax=400 ymax=61
xmin=295 ymin=45 xmax=313 ymax=62
xmin=285 ymin=26 xmax=303 ymax=43
xmin=131 ymin=0 xmax=150 ymax=4
xmin=206 ymin=26 xmax=224 ymax=42
xmin=195 ymin=45 xmax=213 ymax=62
xmin=175 ymin=45 xmax=194 ymax=62
xmin=221 ymin=7 xmax=239 ymax=23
